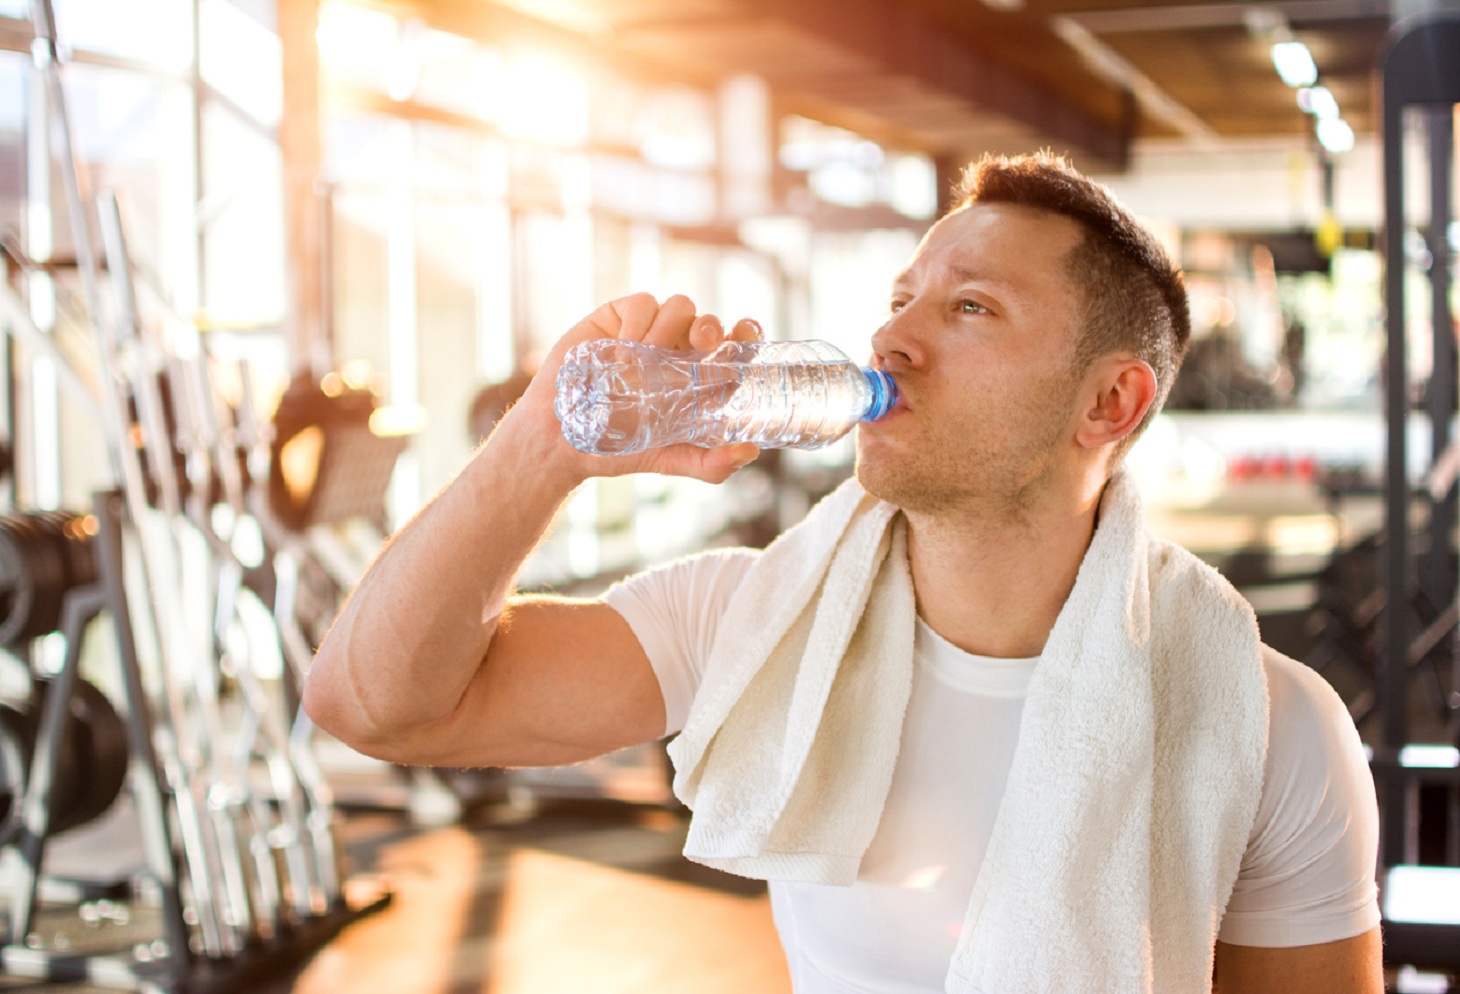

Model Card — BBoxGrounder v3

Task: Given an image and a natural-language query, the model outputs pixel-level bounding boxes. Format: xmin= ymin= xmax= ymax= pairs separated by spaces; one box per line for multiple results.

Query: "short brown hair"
xmin=953 ymin=151 xmax=1190 ymax=453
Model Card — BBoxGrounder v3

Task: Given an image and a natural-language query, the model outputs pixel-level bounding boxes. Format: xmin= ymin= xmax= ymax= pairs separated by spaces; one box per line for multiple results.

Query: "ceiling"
xmin=382 ymin=0 xmax=1401 ymax=175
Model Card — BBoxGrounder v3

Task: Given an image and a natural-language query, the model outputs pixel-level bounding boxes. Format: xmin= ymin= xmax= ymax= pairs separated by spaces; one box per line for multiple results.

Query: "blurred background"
xmin=0 ymin=0 xmax=1456 ymax=991
xmin=0 ymin=0 xmax=1409 ymax=552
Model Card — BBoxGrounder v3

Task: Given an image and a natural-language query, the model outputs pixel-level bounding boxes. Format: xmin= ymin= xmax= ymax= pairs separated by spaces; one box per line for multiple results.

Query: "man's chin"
xmin=854 ymin=458 xmax=904 ymax=506
xmin=855 ymin=456 xmax=975 ymax=516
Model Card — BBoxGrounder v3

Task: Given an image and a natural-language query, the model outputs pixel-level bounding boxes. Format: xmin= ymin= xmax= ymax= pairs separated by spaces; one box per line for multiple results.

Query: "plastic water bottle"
xmin=554 ymin=338 xmax=897 ymax=455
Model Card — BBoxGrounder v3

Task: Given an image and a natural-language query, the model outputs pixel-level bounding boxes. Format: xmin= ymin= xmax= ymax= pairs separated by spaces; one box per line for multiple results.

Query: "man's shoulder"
xmin=1259 ymin=644 xmax=1357 ymax=737
xmin=653 ymin=544 xmax=762 ymax=582
xmin=603 ymin=545 xmax=761 ymax=604
xmin=1256 ymin=643 xmax=1373 ymax=804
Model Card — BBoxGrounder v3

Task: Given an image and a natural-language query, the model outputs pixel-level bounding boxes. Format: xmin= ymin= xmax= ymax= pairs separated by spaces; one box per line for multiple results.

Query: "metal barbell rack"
xmin=0 ymin=2 xmax=392 ymax=990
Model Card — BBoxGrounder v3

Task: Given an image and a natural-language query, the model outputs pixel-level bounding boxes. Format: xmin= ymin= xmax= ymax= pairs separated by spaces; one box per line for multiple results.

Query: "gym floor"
xmin=270 ymin=796 xmax=790 ymax=994
xmin=2 ymin=476 xmax=1454 ymax=994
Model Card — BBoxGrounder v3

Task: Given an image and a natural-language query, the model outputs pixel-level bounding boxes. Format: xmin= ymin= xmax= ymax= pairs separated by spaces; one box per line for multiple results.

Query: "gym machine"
xmin=0 ymin=2 xmax=400 ymax=990
xmin=1373 ymin=8 xmax=1460 ymax=979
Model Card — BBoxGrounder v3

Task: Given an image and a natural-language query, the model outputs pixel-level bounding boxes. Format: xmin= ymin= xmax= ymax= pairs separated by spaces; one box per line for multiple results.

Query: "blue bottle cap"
xmin=861 ymin=368 xmax=897 ymax=422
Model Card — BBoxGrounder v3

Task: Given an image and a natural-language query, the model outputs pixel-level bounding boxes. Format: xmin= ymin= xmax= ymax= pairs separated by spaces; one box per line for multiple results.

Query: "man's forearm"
xmin=303 ymin=411 xmax=582 ymax=755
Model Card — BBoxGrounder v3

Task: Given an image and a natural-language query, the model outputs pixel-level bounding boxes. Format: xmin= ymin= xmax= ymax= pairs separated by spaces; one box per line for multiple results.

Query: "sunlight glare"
xmin=498 ymin=53 xmax=590 ymax=147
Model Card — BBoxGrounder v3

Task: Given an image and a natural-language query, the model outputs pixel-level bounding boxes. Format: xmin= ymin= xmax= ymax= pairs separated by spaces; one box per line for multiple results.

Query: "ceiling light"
xmin=1317 ymin=118 xmax=1355 ymax=154
xmin=1298 ymin=85 xmax=1339 ymax=119
xmin=1271 ymin=40 xmax=1318 ymax=87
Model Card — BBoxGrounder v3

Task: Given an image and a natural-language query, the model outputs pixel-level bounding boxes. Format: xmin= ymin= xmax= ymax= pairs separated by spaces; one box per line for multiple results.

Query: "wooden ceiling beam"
xmin=749 ymin=0 xmax=1133 ymax=169
xmin=359 ymin=0 xmax=1132 ymax=169
xmin=1060 ymin=0 xmax=1390 ymax=34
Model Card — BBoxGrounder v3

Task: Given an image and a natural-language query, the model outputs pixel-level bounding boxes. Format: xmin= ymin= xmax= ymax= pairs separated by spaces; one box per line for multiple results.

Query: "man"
xmin=305 ymin=152 xmax=1382 ymax=993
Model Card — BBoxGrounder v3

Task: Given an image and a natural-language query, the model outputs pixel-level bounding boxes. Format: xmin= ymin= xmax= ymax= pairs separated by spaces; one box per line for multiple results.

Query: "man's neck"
xmin=904 ymin=481 xmax=1105 ymax=659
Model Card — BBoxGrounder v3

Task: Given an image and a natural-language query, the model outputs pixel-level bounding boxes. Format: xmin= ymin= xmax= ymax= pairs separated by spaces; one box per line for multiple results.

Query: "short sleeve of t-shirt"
xmin=601 ymin=546 xmax=759 ymax=737
xmin=1216 ymin=646 xmax=1381 ymax=947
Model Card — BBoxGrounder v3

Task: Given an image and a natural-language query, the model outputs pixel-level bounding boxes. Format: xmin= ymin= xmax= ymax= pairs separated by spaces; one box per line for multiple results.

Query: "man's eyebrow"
xmin=948 ymin=265 xmax=1019 ymax=291
xmin=889 ymin=265 xmax=1030 ymax=307
xmin=947 ymin=266 xmax=1029 ymax=307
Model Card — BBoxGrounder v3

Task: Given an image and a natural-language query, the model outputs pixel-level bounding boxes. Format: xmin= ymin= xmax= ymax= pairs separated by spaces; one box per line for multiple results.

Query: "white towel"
xmin=668 ymin=481 xmax=916 ymax=883
xmin=667 ymin=470 xmax=1269 ymax=994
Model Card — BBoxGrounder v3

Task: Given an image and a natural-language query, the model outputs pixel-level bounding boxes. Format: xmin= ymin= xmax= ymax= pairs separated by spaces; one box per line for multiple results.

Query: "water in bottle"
xmin=554 ymin=338 xmax=897 ymax=455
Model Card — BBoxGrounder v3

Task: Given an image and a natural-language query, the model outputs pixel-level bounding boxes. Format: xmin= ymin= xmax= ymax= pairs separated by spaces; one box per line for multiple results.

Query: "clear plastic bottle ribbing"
xmin=554 ymin=338 xmax=897 ymax=455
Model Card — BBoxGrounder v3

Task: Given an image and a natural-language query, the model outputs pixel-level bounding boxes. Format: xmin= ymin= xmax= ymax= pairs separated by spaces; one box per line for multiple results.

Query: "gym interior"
xmin=0 ymin=0 xmax=1456 ymax=990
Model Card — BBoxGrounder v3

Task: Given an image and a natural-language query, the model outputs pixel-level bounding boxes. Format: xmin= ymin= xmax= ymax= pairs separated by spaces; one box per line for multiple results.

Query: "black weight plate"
xmin=62 ymin=680 xmax=128 ymax=832
xmin=0 ymin=517 xmax=39 ymax=644
xmin=13 ymin=514 xmax=67 ymax=640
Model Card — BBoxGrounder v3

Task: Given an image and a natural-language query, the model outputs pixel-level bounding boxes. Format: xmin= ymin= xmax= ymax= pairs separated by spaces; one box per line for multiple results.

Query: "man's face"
xmin=855 ymin=202 xmax=1089 ymax=516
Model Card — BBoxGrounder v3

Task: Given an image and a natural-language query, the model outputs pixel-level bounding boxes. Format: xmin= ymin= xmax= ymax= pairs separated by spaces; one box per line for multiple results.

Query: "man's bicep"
xmin=438 ymin=595 xmax=668 ymax=769
xmin=1213 ymin=927 xmax=1383 ymax=994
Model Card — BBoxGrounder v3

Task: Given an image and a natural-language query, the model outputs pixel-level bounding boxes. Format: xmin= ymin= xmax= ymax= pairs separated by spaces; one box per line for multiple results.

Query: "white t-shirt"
xmin=604 ymin=546 xmax=1381 ymax=993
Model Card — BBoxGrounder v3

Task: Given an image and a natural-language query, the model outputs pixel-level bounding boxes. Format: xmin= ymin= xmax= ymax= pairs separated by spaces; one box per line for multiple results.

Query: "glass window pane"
xmin=316 ymin=1 xmax=398 ymax=96
xmin=328 ymin=185 xmax=389 ymax=403
xmin=887 ymin=152 xmax=937 ymax=220
xmin=415 ymin=121 xmax=487 ymax=200
xmin=519 ymin=211 xmax=592 ymax=356
xmin=657 ymin=239 xmax=718 ymax=313
xmin=810 ymin=229 xmax=918 ymax=357
xmin=200 ymin=0 xmax=282 ymax=127
xmin=201 ymin=101 xmax=284 ymax=327
xmin=38 ymin=63 xmax=190 ymax=276
xmin=588 ymin=76 xmax=648 ymax=150
xmin=718 ymin=250 xmax=778 ymax=334
xmin=414 ymin=200 xmax=495 ymax=493
xmin=589 ymin=154 xmax=714 ymax=225
xmin=779 ymin=114 xmax=932 ymax=218
xmin=410 ymin=27 xmax=488 ymax=118
xmin=323 ymin=112 xmax=397 ymax=187
xmin=634 ymin=85 xmax=717 ymax=171
xmin=498 ymin=51 xmax=589 ymax=147
xmin=52 ymin=0 xmax=192 ymax=71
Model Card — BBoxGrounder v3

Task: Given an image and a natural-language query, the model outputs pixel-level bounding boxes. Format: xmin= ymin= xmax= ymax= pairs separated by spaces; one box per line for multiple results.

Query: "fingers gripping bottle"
xmin=554 ymin=338 xmax=898 ymax=455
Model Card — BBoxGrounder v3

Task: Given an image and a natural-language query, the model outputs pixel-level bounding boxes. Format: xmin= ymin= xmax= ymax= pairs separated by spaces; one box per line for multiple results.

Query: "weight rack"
xmin=0 ymin=2 xmax=395 ymax=990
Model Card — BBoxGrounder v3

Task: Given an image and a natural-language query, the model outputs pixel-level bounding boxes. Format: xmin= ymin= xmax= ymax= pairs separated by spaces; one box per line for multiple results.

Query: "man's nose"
xmin=871 ymin=305 xmax=928 ymax=372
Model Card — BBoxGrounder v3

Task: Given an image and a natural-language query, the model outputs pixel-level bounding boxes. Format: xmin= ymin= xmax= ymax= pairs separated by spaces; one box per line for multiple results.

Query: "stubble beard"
xmin=855 ymin=370 xmax=1076 ymax=521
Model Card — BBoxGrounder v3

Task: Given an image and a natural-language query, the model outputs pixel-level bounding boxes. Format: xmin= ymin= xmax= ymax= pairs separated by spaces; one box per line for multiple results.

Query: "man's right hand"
xmin=506 ymin=292 xmax=765 ymax=488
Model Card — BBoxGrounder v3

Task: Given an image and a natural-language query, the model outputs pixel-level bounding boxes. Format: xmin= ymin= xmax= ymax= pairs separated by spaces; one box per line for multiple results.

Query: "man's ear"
xmin=1074 ymin=357 xmax=1158 ymax=450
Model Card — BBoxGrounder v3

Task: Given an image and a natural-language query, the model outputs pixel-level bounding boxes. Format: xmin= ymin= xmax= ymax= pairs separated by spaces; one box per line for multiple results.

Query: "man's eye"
xmin=890 ymin=299 xmax=907 ymax=313
xmin=959 ymin=299 xmax=988 ymax=314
